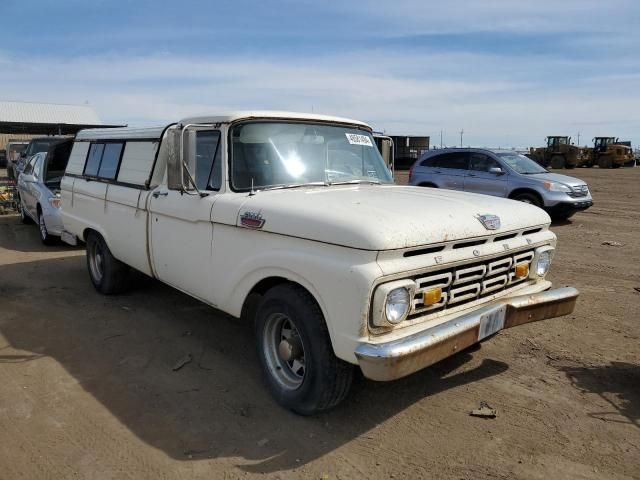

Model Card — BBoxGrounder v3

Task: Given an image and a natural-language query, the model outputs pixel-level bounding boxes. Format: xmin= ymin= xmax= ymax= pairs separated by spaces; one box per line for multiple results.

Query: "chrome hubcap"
xmin=263 ymin=313 xmax=306 ymax=390
xmin=88 ymin=241 xmax=104 ymax=283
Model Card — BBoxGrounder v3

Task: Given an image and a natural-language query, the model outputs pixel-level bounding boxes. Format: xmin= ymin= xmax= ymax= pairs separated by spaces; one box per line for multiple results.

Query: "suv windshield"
xmin=230 ymin=122 xmax=393 ymax=191
xmin=497 ymin=153 xmax=547 ymax=174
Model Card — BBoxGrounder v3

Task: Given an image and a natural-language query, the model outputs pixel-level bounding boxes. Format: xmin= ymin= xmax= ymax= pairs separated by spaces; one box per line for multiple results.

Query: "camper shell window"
xmin=83 ymin=142 xmax=125 ymax=180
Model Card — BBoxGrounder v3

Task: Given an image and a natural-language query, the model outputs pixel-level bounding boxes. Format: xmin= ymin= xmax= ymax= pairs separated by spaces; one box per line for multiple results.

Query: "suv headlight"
xmin=543 ymin=181 xmax=571 ymax=193
xmin=532 ymin=247 xmax=554 ymax=278
xmin=372 ymin=279 xmax=416 ymax=327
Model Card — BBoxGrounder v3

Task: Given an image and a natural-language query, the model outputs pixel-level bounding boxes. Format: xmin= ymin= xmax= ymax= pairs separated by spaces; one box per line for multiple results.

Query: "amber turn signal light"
xmin=515 ymin=263 xmax=529 ymax=278
xmin=423 ymin=287 xmax=443 ymax=306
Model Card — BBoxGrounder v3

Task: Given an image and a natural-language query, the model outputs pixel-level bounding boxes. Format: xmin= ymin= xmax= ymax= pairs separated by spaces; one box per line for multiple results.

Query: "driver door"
xmin=464 ymin=152 xmax=508 ymax=197
xmin=148 ymin=128 xmax=223 ymax=303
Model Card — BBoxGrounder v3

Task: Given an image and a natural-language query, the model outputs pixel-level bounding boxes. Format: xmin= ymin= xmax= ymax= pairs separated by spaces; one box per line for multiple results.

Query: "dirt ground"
xmin=0 ymin=167 xmax=639 ymax=480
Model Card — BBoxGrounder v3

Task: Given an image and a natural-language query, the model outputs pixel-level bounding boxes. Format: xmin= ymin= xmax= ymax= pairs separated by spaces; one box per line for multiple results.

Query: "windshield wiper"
xmin=260 ymin=181 xmax=329 ymax=192
xmin=329 ymin=179 xmax=382 ymax=185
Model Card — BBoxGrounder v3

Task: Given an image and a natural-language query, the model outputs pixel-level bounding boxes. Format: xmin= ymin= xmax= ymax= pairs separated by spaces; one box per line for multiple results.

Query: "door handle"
xmin=152 ymin=191 xmax=168 ymax=198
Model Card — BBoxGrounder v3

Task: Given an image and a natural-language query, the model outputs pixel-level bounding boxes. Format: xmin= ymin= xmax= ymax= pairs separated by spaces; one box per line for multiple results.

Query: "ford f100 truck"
xmin=60 ymin=111 xmax=579 ymax=415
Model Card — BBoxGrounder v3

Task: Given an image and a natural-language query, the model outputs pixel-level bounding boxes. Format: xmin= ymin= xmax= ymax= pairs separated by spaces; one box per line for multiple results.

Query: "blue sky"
xmin=2 ymin=0 xmax=639 ymax=147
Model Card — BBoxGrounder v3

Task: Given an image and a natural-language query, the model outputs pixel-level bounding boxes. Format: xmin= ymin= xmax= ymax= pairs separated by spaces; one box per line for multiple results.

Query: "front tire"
xmin=86 ymin=231 xmax=130 ymax=294
xmin=512 ymin=192 xmax=542 ymax=208
xmin=255 ymin=284 xmax=354 ymax=415
xmin=550 ymin=155 xmax=565 ymax=169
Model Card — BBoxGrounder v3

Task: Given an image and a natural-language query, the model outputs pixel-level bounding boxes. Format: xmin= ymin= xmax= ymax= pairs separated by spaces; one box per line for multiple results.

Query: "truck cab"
xmin=60 ymin=111 xmax=579 ymax=414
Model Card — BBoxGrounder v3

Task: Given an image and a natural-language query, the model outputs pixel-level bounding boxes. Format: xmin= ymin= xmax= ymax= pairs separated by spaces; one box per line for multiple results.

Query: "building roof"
xmin=0 ymin=100 xmax=121 ymax=135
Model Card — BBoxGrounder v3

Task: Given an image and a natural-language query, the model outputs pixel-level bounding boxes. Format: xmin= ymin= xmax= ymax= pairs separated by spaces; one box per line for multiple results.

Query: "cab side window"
xmin=194 ymin=130 xmax=221 ymax=191
xmin=469 ymin=153 xmax=500 ymax=172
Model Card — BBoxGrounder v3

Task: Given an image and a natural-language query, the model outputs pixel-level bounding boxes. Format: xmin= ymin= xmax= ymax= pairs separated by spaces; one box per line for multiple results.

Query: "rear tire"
xmin=512 ymin=192 xmax=542 ymax=208
xmin=419 ymin=183 xmax=437 ymax=188
xmin=86 ymin=231 xmax=130 ymax=294
xmin=37 ymin=207 xmax=56 ymax=245
xmin=255 ymin=283 xmax=354 ymax=415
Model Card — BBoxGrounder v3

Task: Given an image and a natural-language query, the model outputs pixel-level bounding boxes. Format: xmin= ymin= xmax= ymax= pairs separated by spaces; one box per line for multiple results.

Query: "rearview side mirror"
xmin=489 ymin=167 xmax=505 ymax=175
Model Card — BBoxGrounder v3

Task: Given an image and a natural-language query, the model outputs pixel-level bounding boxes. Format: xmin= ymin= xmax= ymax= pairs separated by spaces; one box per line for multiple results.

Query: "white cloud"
xmin=0 ymin=46 xmax=638 ymax=148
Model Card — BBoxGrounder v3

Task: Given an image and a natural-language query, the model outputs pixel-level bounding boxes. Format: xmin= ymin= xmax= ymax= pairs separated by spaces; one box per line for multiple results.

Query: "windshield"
xmin=230 ymin=122 xmax=393 ymax=191
xmin=497 ymin=153 xmax=548 ymax=174
xmin=26 ymin=140 xmax=56 ymax=156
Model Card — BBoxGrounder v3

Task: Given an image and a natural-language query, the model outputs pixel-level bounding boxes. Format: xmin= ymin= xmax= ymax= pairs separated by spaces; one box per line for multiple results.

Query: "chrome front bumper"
xmin=355 ymin=286 xmax=579 ymax=381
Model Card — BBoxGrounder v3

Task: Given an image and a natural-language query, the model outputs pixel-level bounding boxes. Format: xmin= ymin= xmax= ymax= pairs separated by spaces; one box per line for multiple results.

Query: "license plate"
xmin=478 ymin=306 xmax=506 ymax=341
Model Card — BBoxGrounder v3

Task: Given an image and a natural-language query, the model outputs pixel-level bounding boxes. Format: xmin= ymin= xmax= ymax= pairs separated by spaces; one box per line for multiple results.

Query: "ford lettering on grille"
xmin=409 ymin=249 xmax=535 ymax=319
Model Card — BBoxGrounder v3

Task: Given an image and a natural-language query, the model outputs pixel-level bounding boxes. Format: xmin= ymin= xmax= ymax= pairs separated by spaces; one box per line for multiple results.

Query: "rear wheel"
xmin=255 ymin=284 xmax=353 ymax=415
xmin=37 ymin=207 xmax=56 ymax=245
xmin=86 ymin=231 xmax=130 ymax=294
xmin=512 ymin=192 xmax=542 ymax=208
xmin=419 ymin=183 xmax=437 ymax=188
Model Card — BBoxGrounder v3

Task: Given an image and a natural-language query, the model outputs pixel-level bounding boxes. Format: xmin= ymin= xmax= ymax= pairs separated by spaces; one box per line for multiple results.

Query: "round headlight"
xmin=385 ymin=287 xmax=411 ymax=324
xmin=536 ymin=250 xmax=552 ymax=277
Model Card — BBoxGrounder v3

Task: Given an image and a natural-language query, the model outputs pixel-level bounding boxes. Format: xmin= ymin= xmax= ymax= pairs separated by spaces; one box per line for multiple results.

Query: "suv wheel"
xmin=512 ymin=192 xmax=542 ymax=208
xmin=86 ymin=231 xmax=130 ymax=294
xmin=255 ymin=284 xmax=353 ymax=415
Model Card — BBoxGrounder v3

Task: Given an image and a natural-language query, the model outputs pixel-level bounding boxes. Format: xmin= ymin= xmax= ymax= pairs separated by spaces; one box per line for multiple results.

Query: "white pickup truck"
xmin=60 ymin=111 xmax=578 ymax=415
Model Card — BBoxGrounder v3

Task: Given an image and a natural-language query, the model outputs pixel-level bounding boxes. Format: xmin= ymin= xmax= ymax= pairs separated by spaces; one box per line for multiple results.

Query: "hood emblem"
xmin=240 ymin=211 xmax=265 ymax=229
xmin=477 ymin=214 xmax=501 ymax=231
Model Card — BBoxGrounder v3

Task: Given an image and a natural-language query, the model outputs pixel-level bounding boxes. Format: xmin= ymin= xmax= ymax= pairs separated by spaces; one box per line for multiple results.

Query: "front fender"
xmin=211 ymin=226 xmax=381 ymax=363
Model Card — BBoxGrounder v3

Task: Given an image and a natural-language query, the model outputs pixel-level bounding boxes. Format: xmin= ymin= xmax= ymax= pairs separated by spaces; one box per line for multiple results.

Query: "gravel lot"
xmin=1 ymin=167 xmax=638 ymax=479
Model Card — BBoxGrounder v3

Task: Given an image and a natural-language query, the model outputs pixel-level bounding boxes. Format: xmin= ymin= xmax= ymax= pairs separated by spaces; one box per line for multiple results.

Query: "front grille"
xmin=408 ymin=249 xmax=535 ymax=319
xmin=568 ymin=185 xmax=589 ymax=198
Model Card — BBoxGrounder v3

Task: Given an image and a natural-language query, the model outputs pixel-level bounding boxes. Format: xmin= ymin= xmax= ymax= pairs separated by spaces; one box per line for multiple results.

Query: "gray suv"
xmin=409 ymin=148 xmax=593 ymax=220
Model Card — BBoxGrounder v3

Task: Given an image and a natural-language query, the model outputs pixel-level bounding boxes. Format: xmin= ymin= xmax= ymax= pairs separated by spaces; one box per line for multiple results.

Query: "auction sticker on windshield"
xmin=345 ymin=133 xmax=373 ymax=147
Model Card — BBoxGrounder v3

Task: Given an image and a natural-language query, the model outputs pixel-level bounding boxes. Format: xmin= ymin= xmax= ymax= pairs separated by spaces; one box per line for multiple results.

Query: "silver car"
xmin=17 ymin=152 xmax=66 ymax=244
xmin=409 ymin=148 xmax=593 ymax=220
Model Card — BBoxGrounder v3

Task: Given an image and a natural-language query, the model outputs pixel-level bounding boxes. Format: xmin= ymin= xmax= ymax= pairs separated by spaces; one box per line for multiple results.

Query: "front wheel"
xmin=255 ymin=284 xmax=353 ymax=415
xmin=86 ymin=231 xmax=130 ymax=294
xmin=512 ymin=192 xmax=542 ymax=208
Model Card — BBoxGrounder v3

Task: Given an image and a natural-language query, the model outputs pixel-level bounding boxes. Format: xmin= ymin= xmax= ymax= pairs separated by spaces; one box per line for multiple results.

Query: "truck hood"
xmin=236 ymin=185 xmax=551 ymax=251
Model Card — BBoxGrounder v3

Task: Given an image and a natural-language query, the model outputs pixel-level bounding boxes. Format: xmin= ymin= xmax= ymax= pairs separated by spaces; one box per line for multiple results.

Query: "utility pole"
xmin=440 ymin=129 xmax=443 ymax=148
xmin=576 ymin=131 xmax=581 ymax=146
xmin=459 ymin=129 xmax=464 ymax=147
